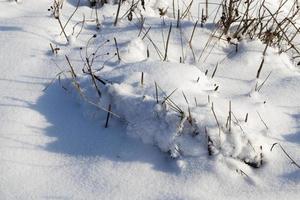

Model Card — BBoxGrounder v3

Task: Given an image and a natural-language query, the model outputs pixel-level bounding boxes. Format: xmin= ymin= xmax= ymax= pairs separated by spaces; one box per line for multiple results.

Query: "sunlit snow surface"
xmin=0 ymin=0 xmax=300 ymax=199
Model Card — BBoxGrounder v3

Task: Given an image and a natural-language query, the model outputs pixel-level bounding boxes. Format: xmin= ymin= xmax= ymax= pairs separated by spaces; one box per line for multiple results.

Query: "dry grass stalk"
xmin=164 ymin=23 xmax=173 ymax=61
xmin=105 ymin=104 xmax=112 ymax=128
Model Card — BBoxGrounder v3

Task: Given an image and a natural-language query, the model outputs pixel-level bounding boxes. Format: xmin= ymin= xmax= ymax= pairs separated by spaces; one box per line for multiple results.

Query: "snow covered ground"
xmin=0 ymin=0 xmax=300 ymax=199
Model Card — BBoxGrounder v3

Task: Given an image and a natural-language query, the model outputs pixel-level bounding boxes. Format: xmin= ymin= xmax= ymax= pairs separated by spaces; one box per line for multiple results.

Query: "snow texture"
xmin=0 ymin=0 xmax=300 ymax=199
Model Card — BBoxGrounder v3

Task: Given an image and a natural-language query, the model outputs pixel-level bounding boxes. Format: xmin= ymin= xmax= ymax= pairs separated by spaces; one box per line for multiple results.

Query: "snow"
xmin=0 ymin=0 xmax=300 ymax=199
xmin=120 ymin=38 xmax=147 ymax=62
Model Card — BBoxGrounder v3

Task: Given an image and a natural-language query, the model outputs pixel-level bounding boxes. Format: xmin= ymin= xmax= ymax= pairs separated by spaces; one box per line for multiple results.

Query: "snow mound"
xmin=76 ymin=60 xmax=263 ymax=167
xmin=120 ymin=38 xmax=147 ymax=62
xmin=105 ymin=61 xmax=211 ymax=157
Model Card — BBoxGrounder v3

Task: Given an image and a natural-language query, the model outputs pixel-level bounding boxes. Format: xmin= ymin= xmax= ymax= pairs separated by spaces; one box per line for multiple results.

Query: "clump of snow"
xmin=68 ymin=35 xmax=76 ymax=46
xmin=73 ymin=59 xmax=263 ymax=167
xmin=120 ymin=38 xmax=147 ymax=62
xmin=105 ymin=61 xmax=211 ymax=157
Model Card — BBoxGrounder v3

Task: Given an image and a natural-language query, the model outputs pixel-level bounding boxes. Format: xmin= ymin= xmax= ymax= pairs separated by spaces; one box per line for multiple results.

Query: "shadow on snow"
xmin=32 ymin=78 xmax=182 ymax=173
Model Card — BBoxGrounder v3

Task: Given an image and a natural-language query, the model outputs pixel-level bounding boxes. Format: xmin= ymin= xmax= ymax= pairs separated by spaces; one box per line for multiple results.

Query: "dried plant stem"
xmin=245 ymin=113 xmax=248 ymax=123
xmin=141 ymin=72 xmax=144 ymax=86
xmin=114 ymin=0 xmax=122 ymax=26
xmin=114 ymin=37 xmax=121 ymax=61
xmin=65 ymin=55 xmax=77 ymax=78
xmin=105 ymin=104 xmax=112 ymax=128
xmin=155 ymin=82 xmax=159 ymax=103
xmin=86 ymin=58 xmax=101 ymax=98
xmin=60 ymin=0 xmax=80 ymax=35
xmin=211 ymin=62 xmax=218 ymax=78
xmin=229 ymin=101 xmax=232 ymax=133
xmin=257 ymin=111 xmax=268 ymax=130
xmin=50 ymin=43 xmax=55 ymax=54
xmin=211 ymin=102 xmax=221 ymax=137
xmin=164 ymin=23 xmax=172 ymax=61
xmin=57 ymin=16 xmax=69 ymax=42
xmin=271 ymin=143 xmax=300 ymax=169
xmin=256 ymin=71 xmax=272 ymax=92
